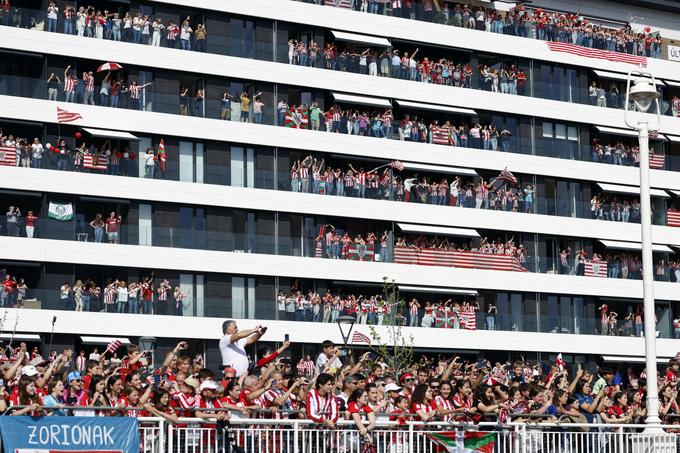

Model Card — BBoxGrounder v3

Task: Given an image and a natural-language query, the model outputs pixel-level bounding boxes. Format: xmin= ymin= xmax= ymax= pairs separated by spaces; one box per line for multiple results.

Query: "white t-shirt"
xmin=145 ymin=153 xmax=155 ymax=167
xmin=89 ymin=352 xmax=100 ymax=361
xmin=315 ymin=352 xmax=342 ymax=375
xmin=219 ymin=335 xmax=249 ymax=376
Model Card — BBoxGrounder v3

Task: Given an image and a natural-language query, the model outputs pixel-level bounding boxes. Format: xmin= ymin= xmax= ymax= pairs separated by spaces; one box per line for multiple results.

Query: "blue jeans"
xmin=180 ymin=39 xmax=191 ymax=50
xmin=94 ymin=227 xmax=104 ymax=243
xmin=117 ymin=301 xmax=127 ymax=313
xmin=57 ymin=156 xmax=68 ymax=170
xmin=132 ymin=28 xmax=141 ymax=43
xmin=31 ymin=157 xmax=42 ymax=169
xmin=64 ymin=20 xmax=73 ymax=35
xmin=110 ymin=94 xmax=119 ymax=108
xmin=486 ymin=315 xmax=495 ymax=330
xmin=254 ymin=112 xmax=262 ymax=124
xmin=128 ymin=297 xmax=138 ymax=314
xmin=143 ymin=299 xmax=152 ymax=314
xmin=47 ymin=18 xmax=57 ymax=32
xmin=145 ymin=165 xmax=155 ymax=178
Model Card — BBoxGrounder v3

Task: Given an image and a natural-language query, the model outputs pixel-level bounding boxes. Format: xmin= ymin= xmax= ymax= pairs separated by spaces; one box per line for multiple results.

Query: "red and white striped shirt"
xmin=357 ymin=172 xmax=366 ymax=186
xmin=64 ymin=76 xmax=77 ymax=92
xmin=299 ymin=166 xmax=309 ymax=178
xmin=64 ymin=9 xmax=74 ymax=20
xmin=129 ymin=84 xmax=141 ymax=99
xmin=305 ymin=389 xmax=338 ymax=424
xmin=332 ymin=112 xmax=342 ymax=122
xmin=157 ymin=283 xmax=169 ymax=301
xmin=83 ymin=73 xmax=94 ymax=92
xmin=104 ymin=286 xmax=117 ymax=305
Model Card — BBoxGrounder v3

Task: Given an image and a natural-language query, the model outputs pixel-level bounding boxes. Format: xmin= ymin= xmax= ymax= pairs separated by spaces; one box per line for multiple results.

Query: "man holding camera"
xmin=219 ymin=320 xmax=266 ymax=377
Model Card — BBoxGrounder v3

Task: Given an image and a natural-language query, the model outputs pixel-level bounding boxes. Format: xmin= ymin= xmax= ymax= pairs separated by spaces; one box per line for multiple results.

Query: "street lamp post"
xmin=624 ymin=68 xmax=662 ymax=431
xmin=336 ymin=315 xmax=356 ymax=347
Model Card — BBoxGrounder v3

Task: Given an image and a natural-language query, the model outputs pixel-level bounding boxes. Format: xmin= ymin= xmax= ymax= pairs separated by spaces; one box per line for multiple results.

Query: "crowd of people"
xmin=290 ymin=155 xmax=536 ymax=213
xmin=2 ymin=322 xmax=680 ymax=442
xmin=312 ymin=1 xmax=664 ymax=60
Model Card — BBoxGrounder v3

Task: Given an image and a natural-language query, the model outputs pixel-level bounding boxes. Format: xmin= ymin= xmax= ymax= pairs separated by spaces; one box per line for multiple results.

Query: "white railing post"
xmin=293 ymin=422 xmax=300 ymax=453
xmin=408 ymin=423 xmax=414 ymax=453
xmin=157 ymin=419 xmax=165 ymax=453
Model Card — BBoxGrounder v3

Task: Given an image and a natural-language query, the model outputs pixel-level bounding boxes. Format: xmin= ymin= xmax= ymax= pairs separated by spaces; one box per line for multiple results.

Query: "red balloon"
xmin=52 ymin=146 xmax=59 ymax=154
xmin=644 ymin=26 xmax=651 ymax=33
xmin=115 ymin=151 xmax=123 ymax=159
xmin=74 ymin=131 xmax=82 ymax=140
xmin=130 ymin=152 xmax=137 ymax=161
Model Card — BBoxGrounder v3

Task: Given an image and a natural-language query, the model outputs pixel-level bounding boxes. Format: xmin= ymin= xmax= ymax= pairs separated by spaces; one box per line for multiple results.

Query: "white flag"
xmin=47 ymin=202 xmax=73 ymax=221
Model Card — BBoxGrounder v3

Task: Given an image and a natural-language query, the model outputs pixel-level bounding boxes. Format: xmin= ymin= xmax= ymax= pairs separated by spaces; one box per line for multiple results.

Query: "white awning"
xmin=594 ymin=125 xmax=639 ymax=138
xmin=0 ymin=333 xmax=40 ymax=341
xmin=401 ymin=162 xmax=477 ymax=177
xmin=596 ymin=182 xmax=670 ymax=199
xmin=82 ymin=128 xmax=139 ymax=141
xmin=602 ymin=355 xmax=672 ymax=364
xmin=664 ymin=134 xmax=680 ymax=143
xmin=80 ymin=336 xmax=131 ymax=345
xmin=331 ymin=92 xmax=392 ymax=109
xmin=595 ymin=125 xmax=665 ymax=141
xmin=395 ymin=100 xmax=477 ymax=116
xmin=397 ymin=285 xmax=479 ymax=296
xmin=662 ymin=80 xmax=680 ymax=88
xmin=330 ymin=30 xmax=391 ymax=48
xmin=598 ymin=240 xmax=673 ymax=254
xmin=397 ymin=223 xmax=480 ymax=238
xmin=592 ymin=69 xmax=629 ymax=82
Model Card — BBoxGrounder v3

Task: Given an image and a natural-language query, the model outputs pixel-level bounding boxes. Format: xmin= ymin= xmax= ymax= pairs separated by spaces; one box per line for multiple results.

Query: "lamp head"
xmin=336 ymin=315 xmax=356 ymax=346
xmin=629 ymin=78 xmax=660 ymax=113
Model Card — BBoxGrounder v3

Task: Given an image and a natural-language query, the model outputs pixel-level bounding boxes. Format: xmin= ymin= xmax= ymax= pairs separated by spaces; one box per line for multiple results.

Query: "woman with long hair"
xmin=43 ymin=379 xmax=67 ymax=415
xmin=410 ymin=383 xmax=438 ymax=422
xmin=348 ymin=388 xmax=376 ymax=451
xmin=143 ymin=388 xmax=178 ymax=424
xmin=11 ymin=377 xmax=44 ymax=416
xmin=434 ymin=381 xmax=457 ymax=422
xmin=452 ymin=379 xmax=479 ymax=422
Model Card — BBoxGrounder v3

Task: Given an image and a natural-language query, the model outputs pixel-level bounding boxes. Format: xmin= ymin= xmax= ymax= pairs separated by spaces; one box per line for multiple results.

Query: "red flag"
xmin=0 ymin=145 xmax=17 ymax=166
xmin=57 ymin=106 xmax=83 ymax=124
xmin=556 ymin=353 xmax=566 ymax=372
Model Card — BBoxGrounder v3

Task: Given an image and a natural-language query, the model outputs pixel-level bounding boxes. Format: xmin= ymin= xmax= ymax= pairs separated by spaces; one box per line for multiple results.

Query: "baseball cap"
xmin=199 ymin=381 xmax=218 ymax=391
xmin=67 ymin=371 xmax=82 ymax=383
xmin=21 ymin=365 xmax=39 ymax=377
xmin=183 ymin=377 xmax=199 ymax=389
xmin=384 ymin=383 xmax=402 ymax=393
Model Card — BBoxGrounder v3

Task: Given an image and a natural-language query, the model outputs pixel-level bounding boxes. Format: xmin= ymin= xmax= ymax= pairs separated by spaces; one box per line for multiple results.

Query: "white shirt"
xmin=31 ymin=144 xmax=44 ymax=159
xmin=219 ymin=335 xmax=249 ymax=376
xmin=89 ymin=352 xmax=100 ymax=361
xmin=145 ymin=153 xmax=155 ymax=167
xmin=315 ymin=352 xmax=342 ymax=374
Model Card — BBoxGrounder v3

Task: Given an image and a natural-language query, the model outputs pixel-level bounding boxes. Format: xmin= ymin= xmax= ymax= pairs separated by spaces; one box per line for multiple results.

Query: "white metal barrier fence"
xmin=134 ymin=418 xmax=680 ymax=453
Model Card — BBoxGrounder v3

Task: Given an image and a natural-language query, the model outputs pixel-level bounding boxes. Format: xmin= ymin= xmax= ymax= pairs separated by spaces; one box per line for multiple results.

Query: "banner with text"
xmin=0 ymin=416 xmax=139 ymax=453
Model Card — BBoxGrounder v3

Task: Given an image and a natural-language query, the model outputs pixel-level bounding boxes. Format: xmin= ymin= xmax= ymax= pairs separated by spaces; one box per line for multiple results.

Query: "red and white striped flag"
xmin=546 ymin=42 xmax=647 ymax=66
xmin=351 ymin=331 xmax=371 ymax=345
xmin=83 ymin=154 xmax=108 ymax=170
xmin=584 ymin=259 xmax=608 ymax=278
xmin=457 ymin=309 xmax=477 ymax=330
xmin=649 ymin=152 xmax=665 ymax=170
xmin=668 ymin=209 xmax=680 ymax=227
xmin=388 ymin=160 xmax=404 ymax=171
xmin=57 ymin=106 xmax=84 ymax=124
xmin=325 ymin=0 xmax=352 ymax=7
xmin=105 ymin=339 xmax=123 ymax=354
xmin=0 ymin=145 xmax=17 ymax=166
xmin=431 ymin=126 xmax=452 ymax=145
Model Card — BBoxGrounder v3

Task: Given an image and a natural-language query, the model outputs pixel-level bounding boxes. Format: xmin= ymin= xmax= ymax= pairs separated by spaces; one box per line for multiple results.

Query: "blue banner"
xmin=0 ymin=416 xmax=139 ymax=453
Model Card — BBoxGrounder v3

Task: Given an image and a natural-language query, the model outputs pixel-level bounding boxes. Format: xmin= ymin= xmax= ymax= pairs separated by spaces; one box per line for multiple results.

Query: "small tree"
xmin=368 ymin=278 xmax=416 ymax=376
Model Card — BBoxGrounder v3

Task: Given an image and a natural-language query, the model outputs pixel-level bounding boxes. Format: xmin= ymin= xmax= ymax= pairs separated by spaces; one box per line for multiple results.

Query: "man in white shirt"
xmin=315 ymin=340 xmax=342 ymax=375
xmin=219 ymin=320 xmax=266 ymax=377
xmin=88 ymin=348 xmax=100 ymax=361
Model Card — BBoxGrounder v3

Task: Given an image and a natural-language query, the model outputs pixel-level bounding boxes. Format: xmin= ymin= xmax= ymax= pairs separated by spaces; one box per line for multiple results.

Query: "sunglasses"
xmin=430 ymin=385 xmax=440 ymax=389
xmin=404 ymin=378 xmax=415 ymax=382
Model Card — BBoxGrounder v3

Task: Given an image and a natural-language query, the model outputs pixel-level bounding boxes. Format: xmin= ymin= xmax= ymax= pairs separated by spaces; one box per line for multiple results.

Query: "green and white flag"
xmin=47 ymin=202 xmax=73 ymax=221
xmin=426 ymin=431 xmax=495 ymax=453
